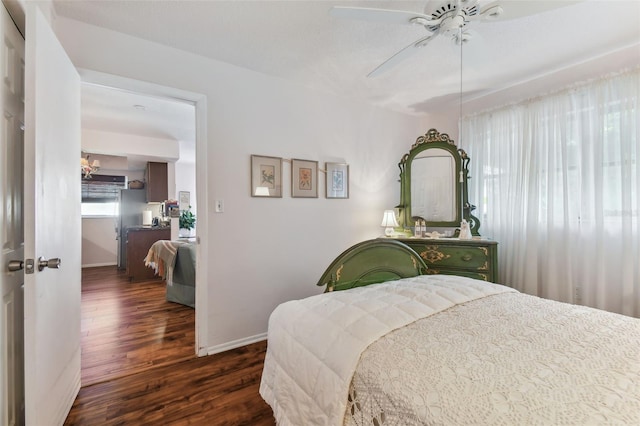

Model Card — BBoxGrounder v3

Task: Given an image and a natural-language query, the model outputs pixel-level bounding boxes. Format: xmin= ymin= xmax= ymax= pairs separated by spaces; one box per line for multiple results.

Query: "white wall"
xmin=419 ymin=113 xmax=460 ymax=145
xmin=80 ymin=166 xmax=142 ymax=267
xmin=418 ymin=44 xmax=640 ymax=149
xmin=462 ymin=45 xmax=640 ymax=116
xmin=82 ymin=128 xmax=180 ymax=162
xmin=81 ymin=218 xmax=117 ymax=267
xmin=56 ymin=17 xmax=453 ymax=352
xmin=175 ymin=160 xmax=196 ymax=213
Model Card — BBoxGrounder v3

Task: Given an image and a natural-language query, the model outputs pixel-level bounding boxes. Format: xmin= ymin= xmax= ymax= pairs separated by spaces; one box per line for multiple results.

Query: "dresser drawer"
xmin=397 ymin=238 xmax=498 ymax=283
xmin=411 ymin=244 xmax=490 ymax=271
xmin=424 ymin=268 xmax=491 ymax=282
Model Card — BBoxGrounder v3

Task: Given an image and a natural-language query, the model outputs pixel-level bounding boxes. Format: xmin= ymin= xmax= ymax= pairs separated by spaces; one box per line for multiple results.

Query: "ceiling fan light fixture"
xmin=453 ymin=31 xmax=472 ymax=44
xmin=440 ymin=14 xmax=466 ymax=33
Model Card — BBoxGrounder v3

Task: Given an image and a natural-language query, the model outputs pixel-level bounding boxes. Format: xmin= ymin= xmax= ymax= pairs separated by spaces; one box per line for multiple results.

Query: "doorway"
xmin=78 ymin=72 xmax=207 ymax=382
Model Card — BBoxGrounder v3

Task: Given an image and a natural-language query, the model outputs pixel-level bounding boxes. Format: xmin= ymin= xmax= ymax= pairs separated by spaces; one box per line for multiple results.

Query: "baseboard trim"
xmin=203 ymin=332 xmax=267 ymax=356
xmin=82 ymin=262 xmax=117 ymax=268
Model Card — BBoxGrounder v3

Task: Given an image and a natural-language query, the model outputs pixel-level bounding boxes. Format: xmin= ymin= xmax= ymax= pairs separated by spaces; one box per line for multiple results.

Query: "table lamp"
xmin=381 ymin=210 xmax=399 ymax=237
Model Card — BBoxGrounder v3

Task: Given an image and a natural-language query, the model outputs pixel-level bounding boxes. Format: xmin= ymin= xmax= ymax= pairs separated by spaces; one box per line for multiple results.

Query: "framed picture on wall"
xmin=251 ymin=155 xmax=283 ymax=197
xmin=178 ymin=191 xmax=190 ymax=210
xmin=325 ymin=163 xmax=349 ymax=199
xmin=291 ymin=159 xmax=318 ymax=198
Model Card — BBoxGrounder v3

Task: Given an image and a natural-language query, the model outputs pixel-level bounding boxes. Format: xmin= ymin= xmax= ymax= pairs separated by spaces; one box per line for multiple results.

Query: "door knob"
xmin=38 ymin=257 xmax=61 ymax=271
xmin=7 ymin=260 xmax=24 ymax=271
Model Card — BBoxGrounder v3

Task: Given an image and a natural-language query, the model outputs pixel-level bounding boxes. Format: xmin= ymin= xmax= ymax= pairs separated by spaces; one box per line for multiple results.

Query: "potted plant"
xmin=179 ymin=206 xmax=196 ymax=237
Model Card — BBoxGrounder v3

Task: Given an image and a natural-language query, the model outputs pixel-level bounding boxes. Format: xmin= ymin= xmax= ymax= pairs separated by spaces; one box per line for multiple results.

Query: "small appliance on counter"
xmin=142 ymin=210 xmax=153 ymax=227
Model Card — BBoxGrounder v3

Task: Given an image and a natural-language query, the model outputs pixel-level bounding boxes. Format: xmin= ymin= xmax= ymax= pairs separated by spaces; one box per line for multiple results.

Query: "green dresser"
xmin=394 ymin=238 xmax=498 ymax=283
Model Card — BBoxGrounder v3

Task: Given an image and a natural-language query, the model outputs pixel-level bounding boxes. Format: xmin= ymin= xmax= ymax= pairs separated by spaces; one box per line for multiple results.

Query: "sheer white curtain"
xmin=461 ymin=69 xmax=639 ymax=317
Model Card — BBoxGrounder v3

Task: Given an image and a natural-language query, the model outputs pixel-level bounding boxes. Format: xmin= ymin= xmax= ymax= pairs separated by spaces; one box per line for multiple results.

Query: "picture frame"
xmin=178 ymin=191 xmax=190 ymax=210
xmin=291 ymin=158 xmax=318 ymax=198
xmin=251 ymin=155 xmax=282 ymax=198
xmin=325 ymin=162 xmax=349 ymax=199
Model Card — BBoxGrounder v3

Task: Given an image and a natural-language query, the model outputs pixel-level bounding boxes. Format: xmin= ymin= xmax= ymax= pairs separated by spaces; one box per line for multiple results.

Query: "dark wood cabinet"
xmin=126 ymin=228 xmax=170 ymax=281
xmin=396 ymin=238 xmax=499 ymax=283
xmin=145 ymin=162 xmax=168 ymax=202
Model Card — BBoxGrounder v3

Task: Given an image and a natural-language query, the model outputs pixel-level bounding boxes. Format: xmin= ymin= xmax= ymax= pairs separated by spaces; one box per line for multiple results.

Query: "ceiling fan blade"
xmin=466 ymin=2 xmax=503 ymax=21
xmin=481 ymin=0 xmax=583 ymax=21
xmin=331 ymin=6 xmax=442 ymax=26
xmin=367 ymin=34 xmax=437 ymax=78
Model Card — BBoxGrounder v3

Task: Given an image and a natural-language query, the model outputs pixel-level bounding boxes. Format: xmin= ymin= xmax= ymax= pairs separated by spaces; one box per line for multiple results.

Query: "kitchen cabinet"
xmin=126 ymin=227 xmax=170 ymax=281
xmin=145 ymin=162 xmax=168 ymax=202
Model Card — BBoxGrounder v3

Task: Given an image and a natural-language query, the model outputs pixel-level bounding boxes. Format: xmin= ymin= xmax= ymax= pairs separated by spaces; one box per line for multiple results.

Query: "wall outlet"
xmin=215 ymin=199 xmax=224 ymax=213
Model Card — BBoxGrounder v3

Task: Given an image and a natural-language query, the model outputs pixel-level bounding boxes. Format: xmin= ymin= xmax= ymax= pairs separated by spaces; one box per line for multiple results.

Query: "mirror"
xmin=411 ymin=148 xmax=457 ymax=222
xmin=398 ymin=128 xmax=480 ymax=235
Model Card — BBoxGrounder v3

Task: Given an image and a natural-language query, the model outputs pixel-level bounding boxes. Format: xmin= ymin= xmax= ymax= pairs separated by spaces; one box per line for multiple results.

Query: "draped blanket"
xmin=259 ymin=275 xmax=515 ymax=426
xmin=144 ymin=240 xmax=189 ymax=286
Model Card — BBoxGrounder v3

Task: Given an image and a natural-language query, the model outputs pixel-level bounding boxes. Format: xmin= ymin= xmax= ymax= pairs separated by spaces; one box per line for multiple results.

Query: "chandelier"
xmin=80 ymin=155 xmax=100 ymax=179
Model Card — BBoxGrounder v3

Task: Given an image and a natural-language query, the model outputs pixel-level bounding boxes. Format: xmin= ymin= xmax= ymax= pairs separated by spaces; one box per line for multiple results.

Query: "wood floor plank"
xmin=66 ymin=342 xmax=272 ymax=426
xmin=79 ymin=267 xmax=197 ymax=386
xmin=65 ymin=266 xmax=275 ymax=425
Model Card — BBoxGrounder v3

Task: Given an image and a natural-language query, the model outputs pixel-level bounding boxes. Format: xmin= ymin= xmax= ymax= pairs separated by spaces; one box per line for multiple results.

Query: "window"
xmin=461 ymin=69 xmax=639 ymax=316
xmin=81 ymin=174 xmax=126 ymax=218
xmin=81 ymin=201 xmax=119 ymax=218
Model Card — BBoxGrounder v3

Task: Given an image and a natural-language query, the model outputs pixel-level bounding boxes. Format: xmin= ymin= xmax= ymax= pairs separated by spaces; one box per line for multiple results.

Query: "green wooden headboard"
xmin=316 ymin=239 xmax=428 ymax=292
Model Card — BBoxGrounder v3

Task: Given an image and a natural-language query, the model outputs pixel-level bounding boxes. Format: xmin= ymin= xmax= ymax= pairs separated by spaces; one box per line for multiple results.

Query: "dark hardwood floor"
xmin=64 ymin=266 xmax=274 ymax=425
xmin=78 ymin=267 xmax=197 ymax=387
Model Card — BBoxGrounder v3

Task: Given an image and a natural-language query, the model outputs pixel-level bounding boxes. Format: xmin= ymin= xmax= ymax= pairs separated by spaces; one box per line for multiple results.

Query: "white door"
xmin=22 ymin=4 xmax=82 ymax=425
xmin=1 ymin=4 xmax=26 ymax=425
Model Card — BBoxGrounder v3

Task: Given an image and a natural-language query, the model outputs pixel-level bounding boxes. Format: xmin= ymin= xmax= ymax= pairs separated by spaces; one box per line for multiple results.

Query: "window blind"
xmin=81 ymin=174 xmax=126 ymax=202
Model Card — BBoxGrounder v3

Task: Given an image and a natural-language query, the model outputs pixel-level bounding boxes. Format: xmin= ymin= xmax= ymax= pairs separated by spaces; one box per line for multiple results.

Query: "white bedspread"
xmin=346 ymin=291 xmax=640 ymax=425
xmin=259 ymin=275 xmax=515 ymax=426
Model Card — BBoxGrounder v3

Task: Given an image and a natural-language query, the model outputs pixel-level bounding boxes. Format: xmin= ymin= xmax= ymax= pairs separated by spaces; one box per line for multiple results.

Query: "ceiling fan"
xmin=331 ymin=0 xmax=578 ymax=77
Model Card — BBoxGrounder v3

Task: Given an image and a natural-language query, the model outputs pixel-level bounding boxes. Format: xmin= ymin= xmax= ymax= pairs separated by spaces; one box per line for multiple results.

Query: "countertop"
xmin=126 ymin=225 xmax=171 ymax=232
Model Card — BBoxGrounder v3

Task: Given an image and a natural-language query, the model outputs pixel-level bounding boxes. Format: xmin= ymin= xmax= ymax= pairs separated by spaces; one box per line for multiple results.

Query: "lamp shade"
xmin=381 ymin=210 xmax=399 ymax=236
xmin=254 ymin=186 xmax=270 ymax=196
xmin=381 ymin=210 xmax=399 ymax=227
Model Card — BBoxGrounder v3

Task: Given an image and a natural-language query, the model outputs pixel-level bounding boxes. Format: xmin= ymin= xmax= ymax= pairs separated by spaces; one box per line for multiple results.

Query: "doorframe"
xmin=78 ymin=69 xmax=208 ymax=355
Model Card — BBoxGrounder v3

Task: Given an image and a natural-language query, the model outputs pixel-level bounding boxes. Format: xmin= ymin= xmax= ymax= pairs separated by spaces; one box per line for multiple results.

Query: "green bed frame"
xmin=316 ymin=239 xmax=428 ymax=292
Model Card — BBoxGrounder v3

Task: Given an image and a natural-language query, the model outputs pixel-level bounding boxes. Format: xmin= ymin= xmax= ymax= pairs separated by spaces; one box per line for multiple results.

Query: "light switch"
xmin=215 ymin=199 xmax=224 ymax=213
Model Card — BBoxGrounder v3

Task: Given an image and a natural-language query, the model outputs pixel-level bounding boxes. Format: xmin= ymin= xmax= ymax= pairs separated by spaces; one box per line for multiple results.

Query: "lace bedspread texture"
xmin=346 ymin=292 xmax=640 ymax=425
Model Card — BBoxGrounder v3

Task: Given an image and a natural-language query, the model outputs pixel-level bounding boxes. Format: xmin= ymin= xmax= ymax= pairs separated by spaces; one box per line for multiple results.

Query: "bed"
xmin=144 ymin=240 xmax=196 ymax=308
xmin=259 ymin=239 xmax=640 ymax=425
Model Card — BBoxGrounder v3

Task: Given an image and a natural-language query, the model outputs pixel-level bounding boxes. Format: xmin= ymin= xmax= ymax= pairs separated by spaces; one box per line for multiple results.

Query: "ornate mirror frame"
xmin=398 ymin=128 xmax=480 ymax=235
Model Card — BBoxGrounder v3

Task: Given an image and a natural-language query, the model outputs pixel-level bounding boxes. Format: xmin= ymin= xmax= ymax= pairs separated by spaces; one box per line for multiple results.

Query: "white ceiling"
xmin=81 ymin=83 xmax=196 ymax=142
xmin=59 ymin=0 xmax=640 ymax=144
xmin=80 ymin=82 xmax=196 ymax=170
